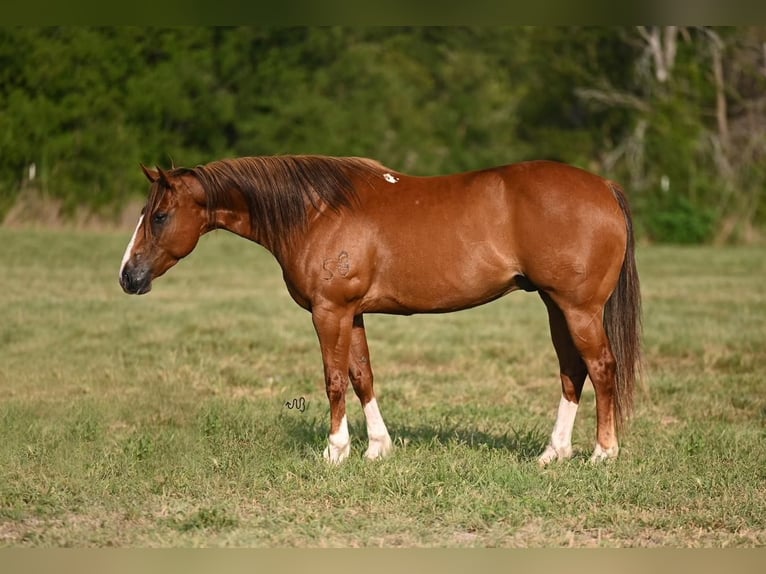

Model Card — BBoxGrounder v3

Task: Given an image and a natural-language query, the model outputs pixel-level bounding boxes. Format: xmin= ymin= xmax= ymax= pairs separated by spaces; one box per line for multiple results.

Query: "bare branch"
xmin=702 ymin=27 xmax=730 ymax=149
xmin=663 ymin=26 xmax=678 ymax=77
xmin=575 ymin=87 xmax=650 ymax=112
xmin=635 ymin=25 xmax=680 ymax=83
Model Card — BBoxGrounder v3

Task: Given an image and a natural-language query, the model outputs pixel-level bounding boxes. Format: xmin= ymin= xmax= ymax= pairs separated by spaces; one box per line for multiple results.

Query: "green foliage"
xmin=641 ymin=194 xmax=717 ymax=244
xmin=515 ymin=27 xmax=638 ymax=166
xmin=0 ymin=27 xmax=764 ymax=242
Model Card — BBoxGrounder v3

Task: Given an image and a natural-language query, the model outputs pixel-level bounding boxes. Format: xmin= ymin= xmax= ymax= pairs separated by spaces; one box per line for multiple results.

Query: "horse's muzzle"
xmin=120 ymin=264 xmax=152 ymax=295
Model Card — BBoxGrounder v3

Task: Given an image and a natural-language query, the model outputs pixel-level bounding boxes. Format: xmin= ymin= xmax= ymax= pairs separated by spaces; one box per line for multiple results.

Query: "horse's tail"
xmin=604 ymin=182 xmax=643 ymax=432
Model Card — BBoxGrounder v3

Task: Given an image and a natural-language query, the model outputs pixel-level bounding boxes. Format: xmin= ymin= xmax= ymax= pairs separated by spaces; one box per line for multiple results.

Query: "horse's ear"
xmin=140 ymin=163 xmax=158 ymax=183
xmin=156 ymin=165 xmax=171 ymax=188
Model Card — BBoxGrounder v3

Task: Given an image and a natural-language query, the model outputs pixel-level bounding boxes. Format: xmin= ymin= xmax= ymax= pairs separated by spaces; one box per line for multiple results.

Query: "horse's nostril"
xmin=120 ymin=268 xmax=133 ymax=291
xmin=119 ymin=265 xmax=152 ymax=295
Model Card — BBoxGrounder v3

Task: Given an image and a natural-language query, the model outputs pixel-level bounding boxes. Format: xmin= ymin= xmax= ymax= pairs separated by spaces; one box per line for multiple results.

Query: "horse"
xmin=119 ymin=155 xmax=641 ymax=465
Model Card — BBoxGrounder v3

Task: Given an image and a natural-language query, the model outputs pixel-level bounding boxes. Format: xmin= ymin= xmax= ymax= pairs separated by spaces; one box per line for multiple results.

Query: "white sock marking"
xmin=119 ymin=215 xmax=144 ymax=278
xmin=551 ymin=397 xmax=578 ymax=452
xmin=363 ymin=398 xmax=392 ymax=460
xmin=323 ymin=414 xmax=350 ymax=464
xmin=538 ymin=397 xmax=579 ymax=465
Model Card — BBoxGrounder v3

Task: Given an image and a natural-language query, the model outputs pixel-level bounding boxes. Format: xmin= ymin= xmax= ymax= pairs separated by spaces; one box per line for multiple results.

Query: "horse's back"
xmin=361 ymin=159 xmax=625 ymax=261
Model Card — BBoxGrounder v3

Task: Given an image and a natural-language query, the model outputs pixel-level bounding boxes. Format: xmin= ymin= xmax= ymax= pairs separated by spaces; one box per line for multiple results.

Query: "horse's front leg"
xmin=348 ymin=314 xmax=392 ymax=460
xmin=312 ymin=304 xmax=354 ymax=464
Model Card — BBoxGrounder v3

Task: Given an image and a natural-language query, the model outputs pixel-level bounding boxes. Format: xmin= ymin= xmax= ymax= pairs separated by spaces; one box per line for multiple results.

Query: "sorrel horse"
xmin=119 ymin=155 xmax=641 ymax=465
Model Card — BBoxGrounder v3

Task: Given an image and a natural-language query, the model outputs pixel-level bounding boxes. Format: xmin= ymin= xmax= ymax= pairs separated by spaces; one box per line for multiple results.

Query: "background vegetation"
xmin=1 ymin=228 xmax=764 ymax=546
xmin=1 ymin=27 xmax=765 ymax=243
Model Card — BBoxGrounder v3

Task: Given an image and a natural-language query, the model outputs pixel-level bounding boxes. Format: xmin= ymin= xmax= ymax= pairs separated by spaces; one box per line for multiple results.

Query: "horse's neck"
xmin=209 ymin=205 xmax=251 ymax=238
xmin=209 ymin=203 xmax=288 ymax=261
xmin=207 ymin=183 xmax=319 ymax=262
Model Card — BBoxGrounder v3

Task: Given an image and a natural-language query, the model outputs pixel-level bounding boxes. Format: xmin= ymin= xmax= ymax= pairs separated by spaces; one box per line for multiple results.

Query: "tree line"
xmin=1 ymin=27 xmax=764 ymax=242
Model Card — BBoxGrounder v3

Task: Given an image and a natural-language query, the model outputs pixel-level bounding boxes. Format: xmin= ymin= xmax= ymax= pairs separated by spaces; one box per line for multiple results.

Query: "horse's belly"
xmin=360 ymin=241 xmax=520 ymax=314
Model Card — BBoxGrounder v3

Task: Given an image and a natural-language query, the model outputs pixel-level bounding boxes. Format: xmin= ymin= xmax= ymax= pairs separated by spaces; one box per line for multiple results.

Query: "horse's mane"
xmin=151 ymin=155 xmax=387 ymax=248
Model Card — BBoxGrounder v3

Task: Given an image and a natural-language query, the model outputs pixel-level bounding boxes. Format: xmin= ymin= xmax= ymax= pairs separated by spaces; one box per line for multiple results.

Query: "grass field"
xmin=0 ymin=227 xmax=764 ymax=547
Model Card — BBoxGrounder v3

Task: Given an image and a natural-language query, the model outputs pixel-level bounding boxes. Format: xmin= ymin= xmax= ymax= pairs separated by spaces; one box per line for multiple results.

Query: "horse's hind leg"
xmin=556 ymin=299 xmax=620 ymax=463
xmin=348 ymin=315 xmax=393 ymax=460
xmin=538 ymin=293 xmax=588 ymax=465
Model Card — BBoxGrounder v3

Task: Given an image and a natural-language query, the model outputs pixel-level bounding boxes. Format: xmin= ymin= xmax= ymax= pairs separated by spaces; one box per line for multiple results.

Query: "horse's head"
xmin=119 ymin=165 xmax=207 ymax=294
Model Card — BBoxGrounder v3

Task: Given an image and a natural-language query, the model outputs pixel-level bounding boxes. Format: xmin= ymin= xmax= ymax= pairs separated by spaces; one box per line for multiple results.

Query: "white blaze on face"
xmin=119 ymin=215 xmax=144 ymax=278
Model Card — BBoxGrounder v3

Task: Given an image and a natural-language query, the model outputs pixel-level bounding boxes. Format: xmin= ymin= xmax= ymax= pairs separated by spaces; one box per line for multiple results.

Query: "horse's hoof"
xmin=364 ymin=434 xmax=393 ymax=460
xmin=589 ymin=443 xmax=619 ymax=464
xmin=323 ymin=441 xmax=351 ymax=464
xmin=537 ymin=444 xmax=573 ymax=467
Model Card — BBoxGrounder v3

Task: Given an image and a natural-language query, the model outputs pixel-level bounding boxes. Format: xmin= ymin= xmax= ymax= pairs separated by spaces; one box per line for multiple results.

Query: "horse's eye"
xmin=152 ymin=212 xmax=169 ymax=225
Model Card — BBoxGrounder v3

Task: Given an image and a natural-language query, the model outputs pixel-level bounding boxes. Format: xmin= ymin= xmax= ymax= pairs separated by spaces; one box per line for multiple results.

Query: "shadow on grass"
xmin=276 ymin=413 xmax=326 ymax=454
xmin=277 ymin=412 xmax=547 ymax=462
xmin=390 ymin=422 xmax=547 ymax=462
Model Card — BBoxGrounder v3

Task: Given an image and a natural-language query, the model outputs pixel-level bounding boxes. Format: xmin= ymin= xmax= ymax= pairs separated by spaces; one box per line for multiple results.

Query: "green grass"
xmin=1 ymin=228 xmax=765 ymax=547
